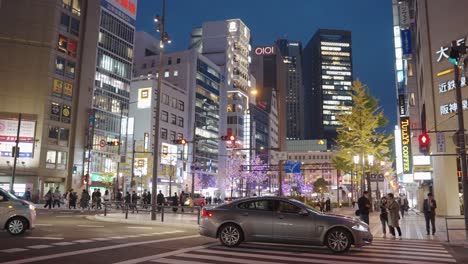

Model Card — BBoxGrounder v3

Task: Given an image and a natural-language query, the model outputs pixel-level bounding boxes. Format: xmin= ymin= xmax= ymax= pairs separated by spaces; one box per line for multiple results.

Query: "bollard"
xmin=161 ymin=206 xmax=164 ymax=222
xmin=104 ymin=203 xmax=107 ymax=216
xmin=125 ymin=204 xmax=129 ymax=219
xmin=197 ymin=207 xmax=200 ymax=225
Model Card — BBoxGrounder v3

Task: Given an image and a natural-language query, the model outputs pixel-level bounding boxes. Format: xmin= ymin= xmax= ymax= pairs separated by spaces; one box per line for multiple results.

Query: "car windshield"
xmin=0 ymin=188 xmax=20 ymax=201
xmin=290 ymin=199 xmax=322 ymax=214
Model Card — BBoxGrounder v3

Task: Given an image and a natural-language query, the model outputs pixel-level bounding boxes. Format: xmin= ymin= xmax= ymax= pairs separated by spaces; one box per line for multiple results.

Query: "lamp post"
xmin=151 ymin=0 xmax=171 ymax=221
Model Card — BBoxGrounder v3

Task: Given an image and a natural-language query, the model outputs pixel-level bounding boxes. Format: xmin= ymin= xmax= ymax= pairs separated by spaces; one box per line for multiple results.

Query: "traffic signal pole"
xmin=10 ymin=113 xmax=21 ymax=194
xmin=452 ymin=40 xmax=468 ymax=241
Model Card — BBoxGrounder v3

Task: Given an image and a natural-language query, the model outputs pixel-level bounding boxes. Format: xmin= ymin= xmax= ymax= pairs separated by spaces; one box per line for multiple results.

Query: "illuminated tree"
xmin=246 ymin=156 xmax=269 ymax=196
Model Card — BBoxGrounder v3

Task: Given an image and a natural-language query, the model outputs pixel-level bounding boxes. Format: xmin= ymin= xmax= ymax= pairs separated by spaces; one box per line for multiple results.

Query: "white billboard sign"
xmin=161 ymin=143 xmax=177 ymax=165
xmin=0 ymin=119 xmax=36 ymax=158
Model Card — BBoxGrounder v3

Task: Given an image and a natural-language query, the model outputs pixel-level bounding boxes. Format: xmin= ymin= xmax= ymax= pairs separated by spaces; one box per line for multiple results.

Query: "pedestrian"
xmin=387 ymin=193 xmax=402 ymax=239
xmin=400 ymin=195 xmax=409 ymax=218
xmin=80 ymin=190 xmax=90 ymax=210
xmin=172 ymin=192 xmax=179 ymax=212
xmin=142 ymin=190 xmax=148 ymax=207
xmin=131 ymin=190 xmax=138 ymax=209
xmin=96 ymin=189 xmax=102 ymax=210
xmin=103 ymin=190 xmax=110 ymax=204
xmin=52 ymin=187 xmax=61 ymax=208
xmin=325 ymin=198 xmax=331 ymax=212
xmin=69 ymin=191 xmax=77 ymax=209
xmin=180 ymin=191 xmax=187 ymax=212
xmin=157 ymin=190 xmax=164 ymax=211
xmin=423 ymin=192 xmax=437 ymax=235
xmin=91 ymin=189 xmax=98 ymax=209
xmin=44 ymin=188 xmax=53 ymax=209
xmin=358 ymin=191 xmax=371 ymax=225
xmin=379 ymin=196 xmax=389 ymax=237
xmin=23 ymin=188 xmax=31 ymax=201
xmin=146 ymin=191 xmax=151 ymax=206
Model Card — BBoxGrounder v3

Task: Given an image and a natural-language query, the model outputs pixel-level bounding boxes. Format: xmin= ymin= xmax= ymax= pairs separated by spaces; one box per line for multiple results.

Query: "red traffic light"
xmin=180 ymin=139 xmax=187 ymax=145
xmin=173 ymin=139 xmax=187 ymax=145
xmin=419 ymin=133 xmax=430 ymax=155
xmin=419 ymin=134 xmax=430 ymax=145
xmin=229 ymin=135 xmax=236 ymax=141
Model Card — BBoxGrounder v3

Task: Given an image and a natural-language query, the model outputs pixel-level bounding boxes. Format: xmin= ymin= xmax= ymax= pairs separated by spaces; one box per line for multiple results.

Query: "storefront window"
xmin=65 ymin=61 xmax=75 ymax=79
xmin=70 ymin=18 xmax=80 ymax=36
xmin=48 ymin=127 xmax=59 ymax=144
xmin=46 ymin=150 xmax=57 ymax=169
xmin=68 ymin=39 xmax=77 ymax=57
xmin=51 ymin=102 xmax=61 ymax=121
xmin=59 ymin=128 xmax=69 ymax=146
xmin=55 ymin=57 xmax=65 ymax=75
xmin=58 ymin=35 xmax=68 ymax=53
xmin=57 ymin=151 xmax=67 ymax=170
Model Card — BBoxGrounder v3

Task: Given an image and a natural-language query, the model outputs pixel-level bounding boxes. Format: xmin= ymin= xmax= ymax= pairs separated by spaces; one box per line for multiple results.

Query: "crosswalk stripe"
xmin=220 ymin=246 xmax=455 ymax=263
xmin=355 ymin=248 xmax=452 ymax=258
xmin=25 ymin=237 xmax=64 ymax=240
xmin=72 ymin=240 xmax=94 ymax=243
xmin=366 ymin=245 xmax=448 ymax=253
xmin=371 ymin=241 xmax=445 ymax=248
xmin=51 ymin=242 xmax=76 ymax=246
xmin=151 ymin=258 xmax=211 ymax=264
xmin=0 ymin=248 xmax=29 ymax=253
xmin=92 ymin=238 xmax=112 ymax=241
xmin=197 ymin=248 xmax=455 ymax=264
xmin=27 ymin=245 xmax=54 ymax=249
xmin=175 ymin=252 xmax=290 ymax=264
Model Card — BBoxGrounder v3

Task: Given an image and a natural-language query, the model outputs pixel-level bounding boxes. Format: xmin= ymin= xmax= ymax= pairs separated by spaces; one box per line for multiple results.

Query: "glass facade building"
xmin=303 ymin=29 xmax=353 ymax=143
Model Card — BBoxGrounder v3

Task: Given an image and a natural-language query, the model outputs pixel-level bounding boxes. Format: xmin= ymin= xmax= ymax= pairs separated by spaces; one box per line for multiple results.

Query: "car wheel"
xmin=325 ymin=228 xmax=351 ymax=253
xmin=6 ymin=217 xmax=27 ymax=236
xmin=219 ymin=224 xmax=242 ymax=247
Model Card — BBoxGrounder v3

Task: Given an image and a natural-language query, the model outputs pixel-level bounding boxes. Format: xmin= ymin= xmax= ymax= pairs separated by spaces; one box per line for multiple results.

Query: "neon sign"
xmin=114 ymin=0 xmax=136 ymax=15
xmin=400 ymin=117 xmax=412 ymax=173
xmin=255 ymin=46 xmax=275 ymax=56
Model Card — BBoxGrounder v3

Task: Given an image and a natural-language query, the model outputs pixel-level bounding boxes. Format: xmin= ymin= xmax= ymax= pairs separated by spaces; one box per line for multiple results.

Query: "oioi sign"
xmin=255 ymin=46 xmax=275 ymax=56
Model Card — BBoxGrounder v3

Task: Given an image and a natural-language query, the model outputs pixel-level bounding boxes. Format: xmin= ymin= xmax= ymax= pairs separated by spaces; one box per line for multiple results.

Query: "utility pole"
xmin=10 ymin=113 xmax=22 ymax=194
xmin=278 ymin=160 xmax=284 ymax=196
xmin=131 ymin=139 xmax=136 ymax=190
xmin=451 ymin=40 xmax=468 ymax=241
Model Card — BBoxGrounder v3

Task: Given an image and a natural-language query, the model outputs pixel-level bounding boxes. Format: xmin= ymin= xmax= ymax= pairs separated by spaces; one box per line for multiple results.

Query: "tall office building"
xmin=134 ymin=48 xmax=225 ymax=197
xmin=74 ymin=0 xmax=137 ymax=191
xmin=276 ymin=39 xmax=304 ymax=140
xmin=303 ymin=29 xmax=353 ymax=143
xmin=190 ymin=19 xmax=254 ymax=162
xmin=0 ymin=0 xmax=85 ymax=196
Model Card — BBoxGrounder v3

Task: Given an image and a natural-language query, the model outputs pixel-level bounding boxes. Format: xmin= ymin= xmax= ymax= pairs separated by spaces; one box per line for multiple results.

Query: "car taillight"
xmin=201 ymin=209 xmax=214 ymax=217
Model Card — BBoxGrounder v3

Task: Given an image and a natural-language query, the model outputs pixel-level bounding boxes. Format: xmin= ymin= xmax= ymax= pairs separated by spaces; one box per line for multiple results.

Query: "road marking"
xmin=114 ymin=243 xmax=217 ymax=264
xmin=92 ymin=238 xmax=112 ymax=241
xmin=0 ymin=248 xmax=29 ymax=253
xmin=55 ymin=216 xmax=73 ymax=218
xmin=51 ymin=242 xmax=76 ymax=246
xmin=0 ymin=234 xmax=196 ymax=264
xmin=151 ymin=258 xmax=208 ymax=264
xmin=172 ymin=253 xmax=287 ymax=264
xmin=77 ymin=225 xmax=105 ymax=228
xmin=109 ymin=236 xmax=126 ymax=239
xmin=27 ymin=245 xmax=54 ymax=249
xmin=34 ymin=224 xmax=52 ymax=226
xmin=72 ymin=240 xmax=94 ymax=243
xmin=123 ymin=235 xmax=140 ymax=238
xmin=25 ymin=237 xmax=64 ymax=240
xmin=127 ymin=226 xmax=152 ymax=230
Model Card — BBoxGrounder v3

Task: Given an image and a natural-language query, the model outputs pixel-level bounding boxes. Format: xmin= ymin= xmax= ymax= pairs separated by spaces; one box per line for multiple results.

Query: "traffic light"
xmin=107 ymin=140 xmax=120 ymax=146
xmin=73 ymin=165 xmax=77 ymax=174
xmin=172 ymin=138 xmax=187 ymax=145
xmin=83 ymin=173 xmax=89 ymax=185
xmin=419 ymin=133 xmax=430 ymax=155
xmin=449 ymin=46 xmax=460 ymax=66
xmin=221 ymin=135 xmax=236 ymax=142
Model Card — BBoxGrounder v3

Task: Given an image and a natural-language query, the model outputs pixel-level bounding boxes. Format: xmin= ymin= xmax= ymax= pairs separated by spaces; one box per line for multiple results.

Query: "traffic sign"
xmin=99 ymin=139 xmax=106 ymax=148
xmin=436 ymin=132 xmax=445 ymax=153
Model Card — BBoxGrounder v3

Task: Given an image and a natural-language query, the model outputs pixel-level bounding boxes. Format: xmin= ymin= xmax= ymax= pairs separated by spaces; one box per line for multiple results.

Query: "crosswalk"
xmin=147 ymin=238 xmax=457 ymax=264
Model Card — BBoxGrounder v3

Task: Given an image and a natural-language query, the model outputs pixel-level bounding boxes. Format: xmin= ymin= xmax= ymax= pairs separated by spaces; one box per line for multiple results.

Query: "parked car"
xmin=199 ymin=196 xmax=372 ymax=253
xmin=0 ymin=188 xmax=36 ymax=235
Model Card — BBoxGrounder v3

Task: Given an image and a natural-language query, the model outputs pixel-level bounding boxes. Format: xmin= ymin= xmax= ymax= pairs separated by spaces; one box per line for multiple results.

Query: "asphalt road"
xmin=1 ymin=209 xmax=466 ymax=264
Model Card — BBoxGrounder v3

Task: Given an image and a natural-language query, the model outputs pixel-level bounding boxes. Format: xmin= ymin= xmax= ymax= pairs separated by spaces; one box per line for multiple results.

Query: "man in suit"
xmin=358 ymin=191 xmax=371 ymax=225
xmin=423 ymin=192 xmax=437 ymax=235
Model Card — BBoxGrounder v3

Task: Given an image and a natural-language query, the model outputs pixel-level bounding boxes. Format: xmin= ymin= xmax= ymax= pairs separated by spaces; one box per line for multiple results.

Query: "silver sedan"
xmin=199 ymin=196 xmax=372 ymax=253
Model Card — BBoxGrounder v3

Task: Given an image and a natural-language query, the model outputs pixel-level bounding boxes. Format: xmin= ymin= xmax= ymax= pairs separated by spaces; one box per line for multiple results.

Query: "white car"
xmin=0 ymin=188 xmax=36 ymax=235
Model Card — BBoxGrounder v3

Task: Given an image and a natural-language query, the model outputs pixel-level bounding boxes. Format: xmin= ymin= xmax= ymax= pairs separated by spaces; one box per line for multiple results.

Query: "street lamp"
xmin=151 ymin=0 xmax=171 ymax=221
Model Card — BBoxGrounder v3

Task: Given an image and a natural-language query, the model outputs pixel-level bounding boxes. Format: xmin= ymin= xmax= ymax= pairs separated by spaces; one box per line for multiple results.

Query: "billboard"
xmin=161 ymin=143 xmax=177 ymax=165
xmin=0 ymin=119 xmax=36 ymax=158
xmin=401 ymin=29 xmax=412 ymax=56
xmin=137 ymin=88 xmax=151 ymax=109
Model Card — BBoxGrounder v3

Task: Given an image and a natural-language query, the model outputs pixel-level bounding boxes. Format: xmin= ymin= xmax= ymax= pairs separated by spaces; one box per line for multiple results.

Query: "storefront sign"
xmin=398 ymin=1 xmax=410 ymax=28
xmin=63 ymin=82 xmax=73 ymax=100
xmin=401 ymin=29 xmax=412 ymax=56
xmin=398 ymin=94 xmax=406 ymax=116
xmin=440 ymin=100 xmax=468 ymax=115
xmin=435 ymin=37 xmax=465 ymax=62
xmin=137 ymin=88 xmax=151 ymax=109
xmin=53 ymin=79 xmax=63 ymax=97
xmin=0 ymin=118 xmax=36 ymax=157
xmin=161 ymin=143 xmax=177 ymax=165
xmin=62 ymin=105 xmax=71 ymax=123
xmin=439 ymin=77 xmax=466 ymax=93
xmin=255 ymin=46 xmax=275 ymax=56
xmin=400 ymin=117 xmax=412 ymax=174
xmin=101 ymin=0 xmax=137 ymax=25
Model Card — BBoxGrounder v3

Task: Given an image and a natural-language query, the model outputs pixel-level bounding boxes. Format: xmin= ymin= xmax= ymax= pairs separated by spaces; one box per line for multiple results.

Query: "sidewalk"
xmin=89 ymin=211 xmax=199 ymax=228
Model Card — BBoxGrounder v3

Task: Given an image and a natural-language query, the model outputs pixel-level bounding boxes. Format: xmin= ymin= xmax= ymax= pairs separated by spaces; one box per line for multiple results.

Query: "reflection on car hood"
xmin=323 ymin=213 xmax=362 ymax=224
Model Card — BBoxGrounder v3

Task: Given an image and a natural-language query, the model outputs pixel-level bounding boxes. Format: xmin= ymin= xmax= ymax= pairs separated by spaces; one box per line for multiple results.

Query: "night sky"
xmin=136 ymin=0 xmax=397 ymax=131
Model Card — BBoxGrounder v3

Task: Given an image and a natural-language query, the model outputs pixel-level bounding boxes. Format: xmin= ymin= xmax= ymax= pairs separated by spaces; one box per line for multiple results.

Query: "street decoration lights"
xmin=151 ymin=0 xmax=171 ymax=221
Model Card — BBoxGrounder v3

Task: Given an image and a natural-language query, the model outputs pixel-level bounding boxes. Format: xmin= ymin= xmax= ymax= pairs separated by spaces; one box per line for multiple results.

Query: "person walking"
xmin=103 ymin=190 xmax=110 ymax=204
xmin=44 ymin=188 xmax=53 ymax=209
xmin=180 ymin=191 xmax=187 ymax=212
xmin=52 ymin=187 xmax=61 ymax=208
xmin=157 ymin=190 xmax=164 ymax=211
xmin=116 ymin=189 xmax=123 ymax=209
xmin=23 ymin=188 xmax=31 ymax=201
xmin=96 ymin=189 xmax=102 ymax=210
xmin=379 ymin=196 xmax=389 ymax=237
xmin=91 ymin=189 xmax=97 ymax=209
xmin=325 ymin=198 xmax=331 ymax=212
xmin=69 ymin=191 xmax=77 ymax=209
xmin=146 ymin=191 xmax=151 ymax=206
xmin=80 ymin=190 xmax=90 ymax=210
xmin=141 ymin=190 xmax=148 ymax=208
xmin=358 ymin=191 xmax=371 ymax=225
xmin=423 ymin=192 xmax=437 ymax=235
xmin=131 ymin=191 xmax=138 ymax=210
xmin=398 ymin=195 xmax=409 ymax=218
xmin=172 ymin=192 xmax=179 ymax=212
xmin=387 ymin=193 xmax=402 ymax=239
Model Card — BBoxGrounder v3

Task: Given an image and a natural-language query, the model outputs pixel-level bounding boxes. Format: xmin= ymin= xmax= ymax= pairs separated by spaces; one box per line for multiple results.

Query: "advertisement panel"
xmin=137 ymin=88 xmax=151 ymax=109
xmin=53 ymin=79 xmax=63 ymax=97
xmin=161 ymin=143 xmax=177 ymax=165
xmin=63 ymin=82 xmax=73 ymax=100
xmin=398 ymin=1 xmax=410 ymax=28
xmin=400 ymin=117 xmax=413 ymax=174
xmin=0 ymin=119 xmax=36 ymax=158
xmin=398 ymin=94 xmax=406 ymax=116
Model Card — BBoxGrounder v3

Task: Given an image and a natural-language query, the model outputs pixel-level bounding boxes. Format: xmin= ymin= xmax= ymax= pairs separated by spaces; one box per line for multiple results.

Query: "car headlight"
xmin=29 ymin=204 xmax=36 ymax=211
xmin=352 ymin=224 xmax=368 ymax=232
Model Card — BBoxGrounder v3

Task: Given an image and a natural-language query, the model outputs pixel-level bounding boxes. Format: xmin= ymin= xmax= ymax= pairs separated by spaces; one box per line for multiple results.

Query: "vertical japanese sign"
xmin=400 ymin=117 xmax=413 ymax=173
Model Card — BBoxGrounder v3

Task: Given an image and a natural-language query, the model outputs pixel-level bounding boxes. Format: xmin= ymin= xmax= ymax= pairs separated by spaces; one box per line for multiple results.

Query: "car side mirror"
xmin=299 ymin=209 xmax=309 ymax=216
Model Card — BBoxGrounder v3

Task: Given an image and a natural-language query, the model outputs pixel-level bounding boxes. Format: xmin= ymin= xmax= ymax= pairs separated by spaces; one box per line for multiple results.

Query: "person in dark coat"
xmin=379 ymin=196 xmax=389 ymax=237
xmin=387 ymin=193 xmax=402 ymax=239
xmin=358 ymin=191 xmax=371 ymax=225
xmin=124 ymin=191 xmax=131 ymax=206
xmin=23 ymin=188 xmax=31 ymax=201
xmin=69 ymin=191 xmax=77 ymax=209
xmin=423 ymin=193 xmax=437 ymax=235
xmin=172 ymin=192 xmax=179 ymax=212
xmin=131 ymin=191 xmax=138 ymax=209
xmin=44 ymin=188 xmax=53 ymax=209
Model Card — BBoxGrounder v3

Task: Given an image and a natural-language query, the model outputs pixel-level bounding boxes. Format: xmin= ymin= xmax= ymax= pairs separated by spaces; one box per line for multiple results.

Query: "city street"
xmin=1 ymin=209 xmax=467 ymax=264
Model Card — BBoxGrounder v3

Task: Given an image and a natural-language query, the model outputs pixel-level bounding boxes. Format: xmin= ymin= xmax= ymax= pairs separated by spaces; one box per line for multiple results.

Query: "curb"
xmin=88 ymin=214 xmax=199 ymax=229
